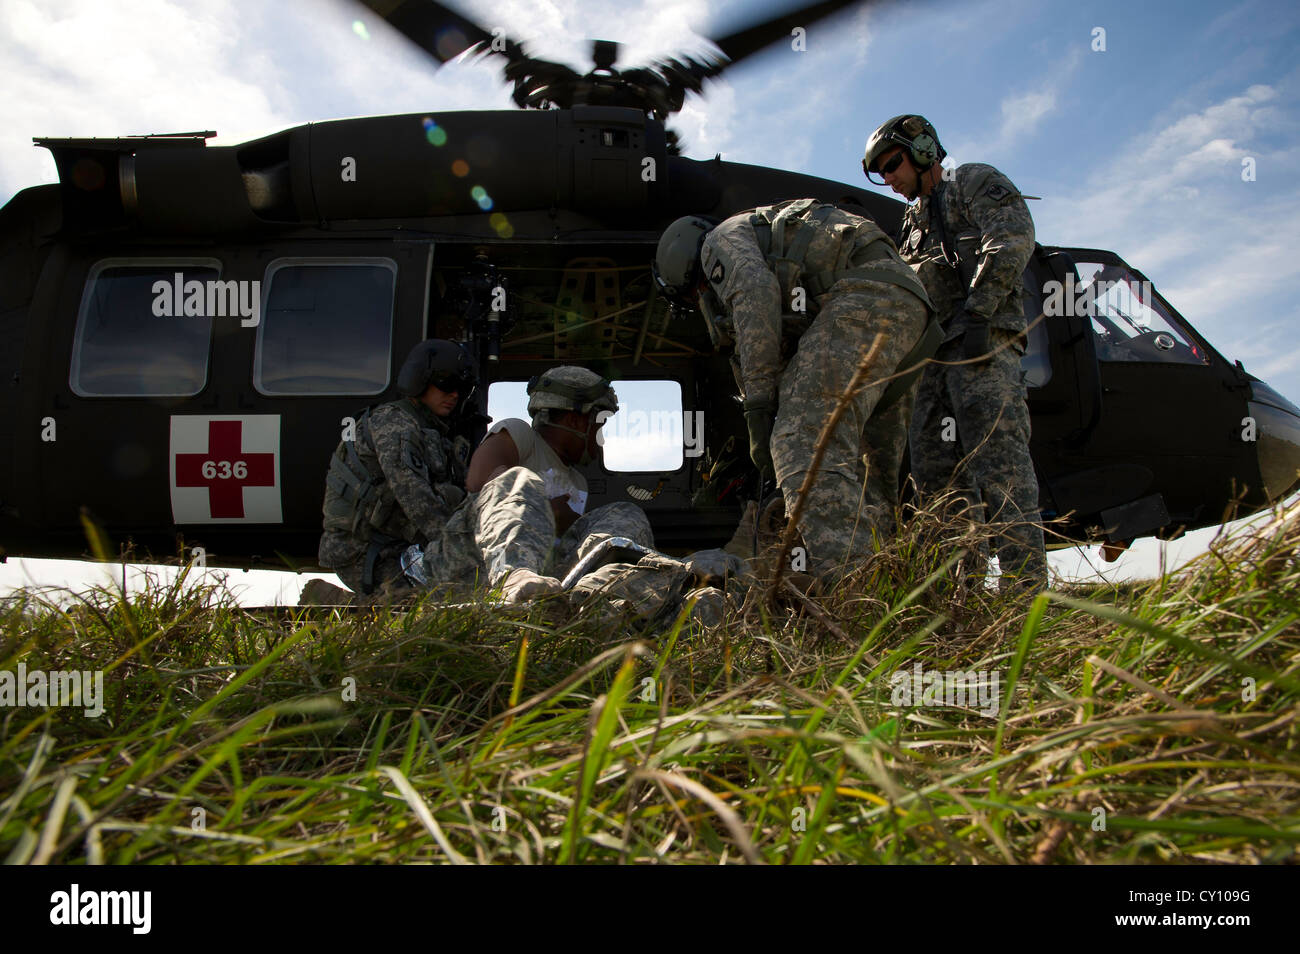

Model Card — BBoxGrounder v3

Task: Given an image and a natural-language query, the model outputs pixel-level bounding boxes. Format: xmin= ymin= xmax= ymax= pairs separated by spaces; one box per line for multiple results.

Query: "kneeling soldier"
xmin=318 ymin=339 xmax=476 ymax=596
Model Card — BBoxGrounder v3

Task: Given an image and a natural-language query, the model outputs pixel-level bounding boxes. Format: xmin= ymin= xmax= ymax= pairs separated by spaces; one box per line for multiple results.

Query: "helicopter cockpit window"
xmin=1072 ymin=261 xmax=1207 ymax=365
xmin=255 ymin=259 xmax=396 ymax=395
xmin=71 ymin=260 xmax=218 ymax=397
xmin=488 ymin=379 xmax=687 ymax=472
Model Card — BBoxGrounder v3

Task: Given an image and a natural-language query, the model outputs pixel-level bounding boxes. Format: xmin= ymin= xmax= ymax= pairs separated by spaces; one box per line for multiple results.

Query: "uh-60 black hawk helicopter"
xmin=2 ymin=0 xmax=1299 ymax=575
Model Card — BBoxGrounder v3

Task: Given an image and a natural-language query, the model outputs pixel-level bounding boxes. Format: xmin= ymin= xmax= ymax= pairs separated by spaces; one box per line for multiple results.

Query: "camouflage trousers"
xmin=568 ymin=543 xmax=742 ymax=626
xmin=770 ymin=280 xmax=928 ymax=575
xmin=323 ymin=536 xmax=416 ymax=597
xmin=422 ymin=466 xmax=654 ymax=588
xmin=909 ymin=329 xmax=1047 ymax=591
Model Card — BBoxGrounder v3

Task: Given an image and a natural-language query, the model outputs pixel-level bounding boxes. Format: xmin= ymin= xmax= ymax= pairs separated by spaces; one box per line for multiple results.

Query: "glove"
xmin=743 ymin=400 xmax=776 ymax=487
xmin=961 ymin=311 xmax=992 ymax=363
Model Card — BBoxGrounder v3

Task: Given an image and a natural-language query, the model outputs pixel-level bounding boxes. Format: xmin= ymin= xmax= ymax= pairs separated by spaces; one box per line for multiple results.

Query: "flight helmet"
xmin=653 ymin=215 xmax=717 ymax=304
xmin=863 ymin=114 xmax=946 ymax=184
xmin=396 ymin=339 xmax=478 ymax=409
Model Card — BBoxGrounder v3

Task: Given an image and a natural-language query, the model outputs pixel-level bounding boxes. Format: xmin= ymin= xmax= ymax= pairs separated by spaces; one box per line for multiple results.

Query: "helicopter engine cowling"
xmin=111 ymin=108 xmax=671 ymax=234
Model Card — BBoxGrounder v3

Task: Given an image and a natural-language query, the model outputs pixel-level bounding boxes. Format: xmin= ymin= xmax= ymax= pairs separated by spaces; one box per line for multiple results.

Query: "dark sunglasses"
xmin=430 ymin=374 xmax=475 ymax=395
xmin=878 ymin=151 xmax=908 ymax=176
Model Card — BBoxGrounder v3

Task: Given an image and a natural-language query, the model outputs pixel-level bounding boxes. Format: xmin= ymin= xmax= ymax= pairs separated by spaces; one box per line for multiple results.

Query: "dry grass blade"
xmin=635 ymin=769 xmax=764 ymax=865
xmin=378 ymin=766 xmax=469 ymax=865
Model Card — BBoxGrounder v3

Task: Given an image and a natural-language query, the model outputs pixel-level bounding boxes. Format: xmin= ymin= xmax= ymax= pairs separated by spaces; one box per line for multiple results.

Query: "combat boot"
xmin=499 ymin=567 xmax=564 ymax=603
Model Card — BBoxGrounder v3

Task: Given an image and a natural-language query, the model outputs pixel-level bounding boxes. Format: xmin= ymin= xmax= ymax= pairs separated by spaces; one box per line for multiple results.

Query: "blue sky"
xmin=2 ymin=0 xmax=1298 ymax=599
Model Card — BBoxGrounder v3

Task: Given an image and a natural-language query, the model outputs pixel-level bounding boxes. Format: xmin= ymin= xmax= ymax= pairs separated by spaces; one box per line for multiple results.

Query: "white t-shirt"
xmin=488 ymin=418 xmax=588 ymax=516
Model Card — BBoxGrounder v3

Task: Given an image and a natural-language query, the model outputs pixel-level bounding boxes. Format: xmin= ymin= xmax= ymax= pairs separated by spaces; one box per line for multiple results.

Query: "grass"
xmin=2 ymin=500 xmax=1298 ymax=865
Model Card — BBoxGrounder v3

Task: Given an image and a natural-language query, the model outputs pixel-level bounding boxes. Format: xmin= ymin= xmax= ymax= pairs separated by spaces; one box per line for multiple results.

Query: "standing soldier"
xmin=863 ymin=114 xmax=1047 ymax=592
xmin=654 ymin=200 xmax=937 ymax=580
xmin=318 ymin=339 xmax=476 ymax=596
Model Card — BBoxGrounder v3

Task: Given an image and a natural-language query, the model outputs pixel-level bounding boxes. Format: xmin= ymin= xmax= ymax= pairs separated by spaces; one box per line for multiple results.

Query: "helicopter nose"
xmin=1249 ymin=382 xmax=1300 ymax=502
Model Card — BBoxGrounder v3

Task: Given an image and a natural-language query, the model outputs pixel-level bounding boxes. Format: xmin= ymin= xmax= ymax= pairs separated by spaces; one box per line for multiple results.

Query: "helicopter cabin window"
xmin=1071 ymin=261 xmax=1207 ymax=365
xmin=487 ymin=379 xmax=687 ymax=472
xmin=255 ymin=259 xmax=397 ymax=395
xmin=71 ymin=260 xmax=219 ymax=397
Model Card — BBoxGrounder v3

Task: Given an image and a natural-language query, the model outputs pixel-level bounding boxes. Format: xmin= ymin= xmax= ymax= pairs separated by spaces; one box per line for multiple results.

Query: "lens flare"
xmin=435 ymin=27 xmax=468 ymax=61
xmin=451 ymin=159 xmax=469 ymax=177
xmin=352 ymin=20 xmax=370 ymax=40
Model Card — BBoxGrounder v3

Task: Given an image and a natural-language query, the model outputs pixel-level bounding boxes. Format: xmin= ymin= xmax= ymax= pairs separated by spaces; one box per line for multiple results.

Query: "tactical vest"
xmin=748 ymin=198 xmax=935 ymax=312
xmin=321 ymin=400 xmax=431 ymax=544
xmin=746 ymin=199 xmax=942 ymax=412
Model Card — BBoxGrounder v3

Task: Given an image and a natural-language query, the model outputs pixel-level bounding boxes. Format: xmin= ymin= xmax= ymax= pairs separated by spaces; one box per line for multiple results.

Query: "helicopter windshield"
xmin=1073 ymin=261 xmax=1207 ymax=365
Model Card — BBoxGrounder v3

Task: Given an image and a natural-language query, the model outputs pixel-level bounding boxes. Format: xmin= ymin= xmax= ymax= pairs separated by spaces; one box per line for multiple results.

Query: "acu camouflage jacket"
xmin=897 ymin=162 xmax=1036 ymax=343
xmin=319 ymin=398 xmax=469 ymax=563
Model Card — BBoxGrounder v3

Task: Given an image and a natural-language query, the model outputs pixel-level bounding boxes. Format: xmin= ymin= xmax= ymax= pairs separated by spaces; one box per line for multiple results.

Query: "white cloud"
xmin=944 ymin=46 xmax=1080 ymax=166
xmin=1001 ymin=89 xmax=1057 ymax=140
xmin=1032 ymin=82 xmax=1300 ymax=400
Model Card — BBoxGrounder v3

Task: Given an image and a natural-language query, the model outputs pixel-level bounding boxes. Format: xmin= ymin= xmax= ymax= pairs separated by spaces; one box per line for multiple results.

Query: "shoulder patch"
xmin=709 ymin=261 xmax=725 ymax=285
xmin=404 ymin=443 xmax=427 ymax=473
xmin=984 ymin=183 xmax=1012 ymax=201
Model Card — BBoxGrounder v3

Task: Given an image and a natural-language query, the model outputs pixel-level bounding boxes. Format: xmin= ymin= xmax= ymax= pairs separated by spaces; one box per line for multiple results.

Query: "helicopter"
xmin=2 ymin=0 xmax=1299 ymax=575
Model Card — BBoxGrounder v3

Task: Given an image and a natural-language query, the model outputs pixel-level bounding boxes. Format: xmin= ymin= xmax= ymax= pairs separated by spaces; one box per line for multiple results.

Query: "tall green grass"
xmin=2 ymin=502 xmax=1297 ymax=864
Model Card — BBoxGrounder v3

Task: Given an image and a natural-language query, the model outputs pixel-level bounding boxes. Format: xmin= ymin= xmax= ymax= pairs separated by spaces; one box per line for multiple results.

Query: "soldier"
xmin=411 ymin=366 xmax=657 ymax=602
xmin=863 ymin=114 xmax=1047 ymax=592
xmin=654 ymin=200 xmax=938 ymax=580
xmin=318 ymin=339 xmax=476 ymax=596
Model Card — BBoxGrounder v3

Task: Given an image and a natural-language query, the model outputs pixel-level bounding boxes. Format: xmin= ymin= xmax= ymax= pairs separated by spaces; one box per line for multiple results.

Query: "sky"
xmin=2 ymin=0 xmax=1299 ymax=603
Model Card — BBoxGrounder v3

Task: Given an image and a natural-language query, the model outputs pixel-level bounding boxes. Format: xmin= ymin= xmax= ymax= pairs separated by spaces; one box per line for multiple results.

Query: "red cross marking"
xmin=175 ymin=420 xmax=275 ymax=518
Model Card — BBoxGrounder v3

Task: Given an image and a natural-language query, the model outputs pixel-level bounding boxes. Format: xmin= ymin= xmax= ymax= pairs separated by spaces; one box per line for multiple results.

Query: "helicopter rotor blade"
xmin=356 ymin=0 xmax=583 ymax=106
xmin=352 ymin=0 xmax=876 ymax=117
xmin=357 ymin=0 xmax=522 ymax=63
xmin=639 ymin=0 xmax=874 ymax=117
xmin=708 ymin=0 xmax=868 ymax=71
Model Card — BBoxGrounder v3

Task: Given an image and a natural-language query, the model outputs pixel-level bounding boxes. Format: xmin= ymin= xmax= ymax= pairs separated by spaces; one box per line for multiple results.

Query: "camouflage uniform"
xmin=701 ymin=199 xmax=931 ymax=575
xmin=419 ymin=420 xmax=655 ymax=591
xmin=568 ymin=541 xmax=742 ymax=626
xmin=319 ymin=398 xmax=468 ymax=594
xmin=897 ymin=163 xmax=1047 ymax=590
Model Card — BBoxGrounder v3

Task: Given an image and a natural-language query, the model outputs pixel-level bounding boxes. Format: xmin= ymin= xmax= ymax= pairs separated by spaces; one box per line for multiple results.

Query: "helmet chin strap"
xmin=543 ymin=417 xmax=595 ymax=466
